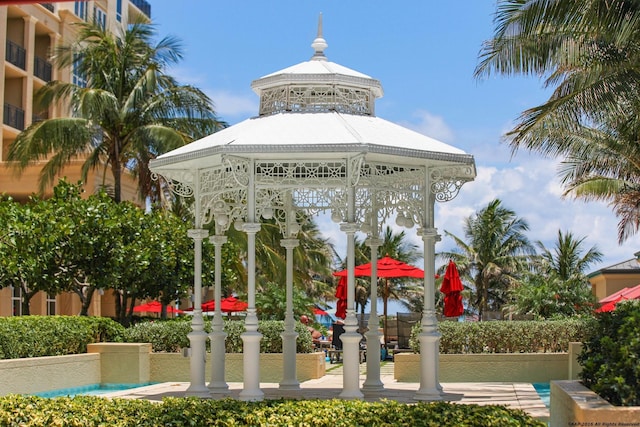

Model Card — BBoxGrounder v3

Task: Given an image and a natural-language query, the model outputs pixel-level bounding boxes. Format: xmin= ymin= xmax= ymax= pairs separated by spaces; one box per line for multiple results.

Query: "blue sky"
xmin=151 ymin=1 xmax=640 ymax=272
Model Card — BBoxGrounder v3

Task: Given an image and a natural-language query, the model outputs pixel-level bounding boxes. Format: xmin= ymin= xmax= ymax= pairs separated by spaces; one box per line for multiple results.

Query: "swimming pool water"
xmin=533 ymin=382 xmax=550 ymax=408
xmin=34 ymin=383 xmax=156 ymax=398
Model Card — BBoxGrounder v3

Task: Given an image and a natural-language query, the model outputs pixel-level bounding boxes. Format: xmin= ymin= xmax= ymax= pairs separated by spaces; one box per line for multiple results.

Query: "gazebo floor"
xmin=101 ymin=362 xmax=549 ymax=421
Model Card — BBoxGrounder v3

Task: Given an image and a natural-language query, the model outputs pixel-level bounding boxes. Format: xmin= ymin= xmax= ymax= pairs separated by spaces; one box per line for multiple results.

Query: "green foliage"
xmin=0 ymin=316 xmax=124 ymax=359
xmin=509 ymin=273 xmax=597 ymax=319
xmin=124 ymin=319 xmax=314 ymax=354
xmin=123 ymin=320 xmax=193 ymax=352
xmin=255 ymin=282 xmax=315 ymax=320
xmin=579 ymin=300 xmax=640 ymax=406
xmin=409 ymin=319 xmax=595 ymax=354
xmin=0 ymin=395 xmax=545 ymax=426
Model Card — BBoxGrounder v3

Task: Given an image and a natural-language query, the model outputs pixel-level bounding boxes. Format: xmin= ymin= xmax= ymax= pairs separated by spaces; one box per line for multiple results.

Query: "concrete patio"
xmin=102 ymin=362 xmax=549 ymax=422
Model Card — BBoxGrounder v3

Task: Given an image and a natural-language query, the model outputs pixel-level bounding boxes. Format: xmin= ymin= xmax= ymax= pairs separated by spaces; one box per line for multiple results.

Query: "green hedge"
xmin=579 ymin=300 xmax=640 ymax=406
xmin=409 ymin=318 xmax=596 ymax=353
xmin=0 ymin=395 xmax=545 ymax=426
xmin=123 ymin=319 xmax=314 ymax=353
xmin=0 ymin=316 xmax=125 ymax=359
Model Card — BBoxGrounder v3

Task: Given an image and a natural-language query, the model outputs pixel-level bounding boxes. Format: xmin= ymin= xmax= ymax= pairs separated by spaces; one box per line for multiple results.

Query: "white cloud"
xmin=399 ymin=110 xmax=455 ymax=143
xmin=208 ymin=90 xmax=257 ymax=120
xmin=165 ymin=66 xmax=257 ymax=123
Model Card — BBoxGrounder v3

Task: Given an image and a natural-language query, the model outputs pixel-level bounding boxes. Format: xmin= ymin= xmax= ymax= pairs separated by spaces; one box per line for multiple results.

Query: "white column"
xmin=279 ymin=238 xmax=300 ymax=389
xmin=363 ymin=237 xmax=384 ymax=392
xmin=186 ymin=228 xmax=209 ymax=397
xmin=414 ymin=227 xmax=443 ymax=401
xmin=339 ymin=222 xmax=364 ymax=399
xmin=239 ymin=222 xmax=264 ymax=401
xmin=208 ymin=235 xmax=229 ymax=395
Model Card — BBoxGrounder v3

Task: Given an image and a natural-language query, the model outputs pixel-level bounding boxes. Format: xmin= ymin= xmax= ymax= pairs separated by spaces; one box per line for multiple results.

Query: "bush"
xmin=0 ymin=316 xmax=125 ymax=359
xmin=123 ymin=320 xmax=193 ymax=352
xmin=0 ymin=395 xmax=545 ymax=426
xmin=579 ymin=300 xmax=640 ymax=406
xmin=124 ymin=319 xmax=314 ymax=353
xmin=408 ymin=318 xmax=596 ymax=354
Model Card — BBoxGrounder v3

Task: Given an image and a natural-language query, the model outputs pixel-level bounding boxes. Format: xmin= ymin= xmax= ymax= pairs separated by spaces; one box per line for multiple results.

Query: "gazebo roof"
xmin=151 ymin=111 xmax=474 ymax=171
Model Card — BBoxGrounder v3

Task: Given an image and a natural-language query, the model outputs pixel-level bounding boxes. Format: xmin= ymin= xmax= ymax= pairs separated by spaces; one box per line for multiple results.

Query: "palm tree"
xmin=475 ymin=1 xmax=640 ymax=242
xmin=556 ymin=118 xmax=640 ymax=242
xmin=509 ymin=230 xmax=601 ymax=318
xmin=9 ymin=20 xmax=225 ymax=203
xmin=536 ymin=230 xmax=603 ymax=281
xmin=440 ymin=199 xmax=534 ymax=320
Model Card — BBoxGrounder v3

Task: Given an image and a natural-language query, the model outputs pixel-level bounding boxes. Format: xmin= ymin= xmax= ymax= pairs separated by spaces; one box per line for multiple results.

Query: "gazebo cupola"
xmin=251 ymin=16 xmax=383 ymax=117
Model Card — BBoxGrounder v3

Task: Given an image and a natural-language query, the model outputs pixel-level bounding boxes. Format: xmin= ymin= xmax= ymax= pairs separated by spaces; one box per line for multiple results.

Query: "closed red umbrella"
xmin=335 ymin=277 xmax=347 ymax=319
xmin=440 ymin=260 xmax=464 ymax=317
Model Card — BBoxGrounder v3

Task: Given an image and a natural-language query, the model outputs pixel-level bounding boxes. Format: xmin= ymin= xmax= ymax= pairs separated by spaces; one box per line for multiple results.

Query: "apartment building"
xmin=0 ymin=0 xmax=151 ymax=317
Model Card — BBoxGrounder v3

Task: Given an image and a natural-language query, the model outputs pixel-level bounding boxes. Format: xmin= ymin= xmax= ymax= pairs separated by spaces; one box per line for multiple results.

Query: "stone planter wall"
xmin=395 ymin=352 xmax=570 ymax=383
xmin=0 ymin=345 xmax=325 ymax=396
xmin=550 ymin=380 xmax=640 ymax=427
xmin=0 ymin=354 xmax=101 ymax=395
xmin=150 ymin=352 xmax=325 ymax=383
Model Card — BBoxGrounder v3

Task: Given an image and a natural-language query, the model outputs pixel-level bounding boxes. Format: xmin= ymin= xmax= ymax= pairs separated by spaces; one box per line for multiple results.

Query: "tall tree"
xmin=0 ymin=195 xmax=69 ymax=315
xmin=9 ymin=20 xmax=225 ymax=203
xmin=509 ymin=230 xmax=601 ymax=319
xmin=440 ymin=199 xmax=534 ymax=320
xmin=475 ymin=0 xmax=640 ymax=242
xmin=537 ymin=230 xmax=603 ymax=281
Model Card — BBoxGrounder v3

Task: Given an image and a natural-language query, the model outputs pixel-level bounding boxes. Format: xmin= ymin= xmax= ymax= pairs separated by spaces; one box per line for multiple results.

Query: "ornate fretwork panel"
xmin=259 ymin=85 xmax=373 ymax=116
xmin=195 ymin=158 xmax=251 ymax=230
xmin=151 ymin=170 xmax=195 ymax=198
xmin=256 ymin=161 xmax=348 ymax=188
xmin=429 ymin=165 xmax=475 ymax=202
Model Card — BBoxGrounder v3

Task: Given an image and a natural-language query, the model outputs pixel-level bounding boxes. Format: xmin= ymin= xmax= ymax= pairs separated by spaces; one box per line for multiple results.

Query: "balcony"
xmin=34 ymin=56 xmax=52 ymax=82
xmin=6 ymin=40 xmax=26 ymax=70
xmin=131 ymin=0 xmax=151 ymax=18
xmin=3 ymin=103 xmax=25 ymax=131
xmin=39 ymin=3 xmax=54 ymax=12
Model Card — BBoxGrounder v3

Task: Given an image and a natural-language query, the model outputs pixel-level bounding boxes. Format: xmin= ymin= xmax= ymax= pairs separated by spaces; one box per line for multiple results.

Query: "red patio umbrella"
xmin=133 ymin=301 xmax=184 ymax=314
xmin=440 ymin=260 xmax=464 ymax=317
xmin=596 ymin=284 xmax=640 ymax=312
xmin=333 ymin=256 xmax=425 ymax=343
xmin=197 ymin=296 xmax=248 ymax=313
xmin=333 ymin=256 xmax=425 ymax=279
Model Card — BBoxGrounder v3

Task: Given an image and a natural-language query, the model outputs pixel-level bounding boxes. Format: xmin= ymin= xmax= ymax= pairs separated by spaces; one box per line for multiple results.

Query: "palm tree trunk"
xmin=112 ymin=145 xmax=122 ymax=203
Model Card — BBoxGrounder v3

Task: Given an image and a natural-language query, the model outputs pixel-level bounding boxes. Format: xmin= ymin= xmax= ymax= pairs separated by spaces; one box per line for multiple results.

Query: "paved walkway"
xmin=104 ymin=362 xmax=549 ymax=422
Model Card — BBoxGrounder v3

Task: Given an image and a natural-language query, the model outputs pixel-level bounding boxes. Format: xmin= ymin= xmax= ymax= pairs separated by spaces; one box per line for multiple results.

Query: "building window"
xmin=46 ymin=293 xmax=56 ymax=315
xmin=94 ymin=6 xmax=107 ymax=30
xmin=72 ymin=54 xmax=87 ymax=88
xmin=12 ymin=286 xmax=22 ymax=316
xmin=116 ymin=0 xmax=122 ymax=22
xmin=74 ymin=1 xmax=88 ymax=20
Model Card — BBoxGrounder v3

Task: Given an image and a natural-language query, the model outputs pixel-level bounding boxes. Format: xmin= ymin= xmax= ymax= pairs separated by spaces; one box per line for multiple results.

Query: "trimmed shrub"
xmin=579 ymin=300 xmax=640 ymax=406
xmin=123 ymin=320 xmax=193 ymax=352
xmin=409 ymin=318 xmax=596 ymax=354
xmin=124 ymin=319 xmax=314 ymax=353
xmin=0 ymin=316 xmax=125 ymax=359
xmin=0 ymin=395 xmax=545 ymax=426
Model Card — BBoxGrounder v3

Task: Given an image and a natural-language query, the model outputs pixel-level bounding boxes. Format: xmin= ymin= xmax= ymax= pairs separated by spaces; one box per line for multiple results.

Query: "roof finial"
xmin=311 ymin=13 xmax=328 ymax=61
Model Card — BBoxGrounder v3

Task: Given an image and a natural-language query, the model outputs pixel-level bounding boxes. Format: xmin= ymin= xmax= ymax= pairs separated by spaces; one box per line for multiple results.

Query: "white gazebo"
xmin=149 ymin=17 xmax=476 ymax=401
